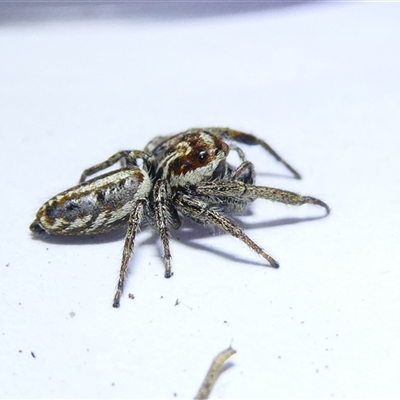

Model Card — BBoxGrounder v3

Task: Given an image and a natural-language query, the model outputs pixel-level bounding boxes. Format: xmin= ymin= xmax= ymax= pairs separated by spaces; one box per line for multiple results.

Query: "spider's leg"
xmin=207 ymin=127 xmax=301 ymax=179
xmin=113 ymin=199 xmax=146 ymax=308
xmin=175 ymin=193 xmax=279 ymax=268
xmin=153 ymin=180 xmax=174 ymax=278
xmin=79 ymin=150 xmax=147 ymax=183
xmin=194 ymin=180 xmax=330 ymax=214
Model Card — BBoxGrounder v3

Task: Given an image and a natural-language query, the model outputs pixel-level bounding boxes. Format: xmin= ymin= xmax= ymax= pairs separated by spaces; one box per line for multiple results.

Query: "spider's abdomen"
xmin=30 ymin=167 xmax=151 ymax=235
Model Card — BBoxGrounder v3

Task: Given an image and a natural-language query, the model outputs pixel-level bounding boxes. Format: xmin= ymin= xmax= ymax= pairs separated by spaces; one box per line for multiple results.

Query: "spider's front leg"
xmin=194 ymin=181 xmax=330 ymax=214
xmin=79 ymin=150 xmax=147 ymax=183
xmin=207 ymin=127 xmax=302 ymax=179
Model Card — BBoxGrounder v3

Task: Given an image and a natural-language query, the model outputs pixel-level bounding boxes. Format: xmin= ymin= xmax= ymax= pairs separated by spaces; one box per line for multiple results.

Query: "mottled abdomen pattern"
xmin=30 ymin=167 xmax=151 ymax=235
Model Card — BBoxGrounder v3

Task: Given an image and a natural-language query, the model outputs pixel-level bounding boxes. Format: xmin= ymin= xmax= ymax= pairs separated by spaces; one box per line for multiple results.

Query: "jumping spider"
xmin=30 ymin=127 xmax=330 ymax=307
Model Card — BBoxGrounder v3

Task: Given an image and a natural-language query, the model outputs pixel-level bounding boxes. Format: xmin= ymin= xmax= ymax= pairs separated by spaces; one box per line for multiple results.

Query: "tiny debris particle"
xmin=175 ymin=299 xmax=180 ymax=306
xmin=69 ymin=311 xmax=76 ymax=318
xmin=128 ymin=293 xmax=135 ymax=299
xmin=31 ymin=351 xmax=36 ymax=358
xmin=18 ymin=350 xmax=22 ymax=353
xmin=5 ymin=263 xmax=9 ymax=267
xmin=111 ymin=382 xmax=115 ymax=387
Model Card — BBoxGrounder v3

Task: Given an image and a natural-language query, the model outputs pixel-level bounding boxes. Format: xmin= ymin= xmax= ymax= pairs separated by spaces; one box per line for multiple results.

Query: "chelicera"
xmin=30 ymin=127 xmax=330 ymax=307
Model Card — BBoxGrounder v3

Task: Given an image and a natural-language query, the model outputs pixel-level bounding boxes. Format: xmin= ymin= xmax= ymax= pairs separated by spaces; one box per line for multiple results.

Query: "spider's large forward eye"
xmin=198 ymin=150 xmax=209 ymax=164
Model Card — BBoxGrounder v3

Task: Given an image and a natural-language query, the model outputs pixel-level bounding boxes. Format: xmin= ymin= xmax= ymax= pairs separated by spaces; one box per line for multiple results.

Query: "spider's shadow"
xmin=140 ymin=212 xmax=327 ymax=267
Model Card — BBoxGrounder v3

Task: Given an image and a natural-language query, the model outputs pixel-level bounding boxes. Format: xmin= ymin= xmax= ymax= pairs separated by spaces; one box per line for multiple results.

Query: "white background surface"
xmin=1 ymin=2 xmax=400 ymax=398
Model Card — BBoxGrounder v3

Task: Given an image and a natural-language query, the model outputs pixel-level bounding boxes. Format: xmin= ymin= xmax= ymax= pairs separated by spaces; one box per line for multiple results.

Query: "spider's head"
xmin=149 ymin=129 xmax=229 ymax=187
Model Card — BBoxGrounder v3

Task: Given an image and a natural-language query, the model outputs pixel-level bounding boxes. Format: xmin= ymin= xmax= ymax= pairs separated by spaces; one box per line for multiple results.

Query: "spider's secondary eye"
xmin=198 ymin=150 xmax=209 ymax=164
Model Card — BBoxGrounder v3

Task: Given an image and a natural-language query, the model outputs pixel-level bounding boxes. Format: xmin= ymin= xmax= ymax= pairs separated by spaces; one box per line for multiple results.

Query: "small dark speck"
xmin=69 ymin=311 xmax=76 ymax=318
xmin=174 ymin=299 xmax=180 ymax=306
xmin=173 ymin=392 xmax=177 ymax=397
xmin=111 ymin=382 xmax=115 ymax=387
xmin=316 ymin=369 xmax=319 ymax=373
xmin=46 ymin=248 xmax=49 ymax=250
xmin=128 ymin=293 xmax=135 ymax=300
xmin=278 ymin=355 xmax=281 ymax=359
xmin=301 ymin=321 xmax=304 ymax=324
xmin=223 ymin=320 xmax=228 ymax=324
xmin=160 ymin=296 xmax=164 ymax=299
xmin=18 ymin=350 xmax=22 ymax=353
xmin=5 ymin=263 xmax=9 ymax=267
xmin=31 ymin=351 xmax=36 ymax=358
xmin=325 ymin=365 xmax=329 ymax=369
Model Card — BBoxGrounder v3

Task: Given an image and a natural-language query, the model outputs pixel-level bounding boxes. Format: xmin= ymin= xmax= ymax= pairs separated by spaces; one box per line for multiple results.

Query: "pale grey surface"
xmin=1 ymin=2 xmax=400 ymax=398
